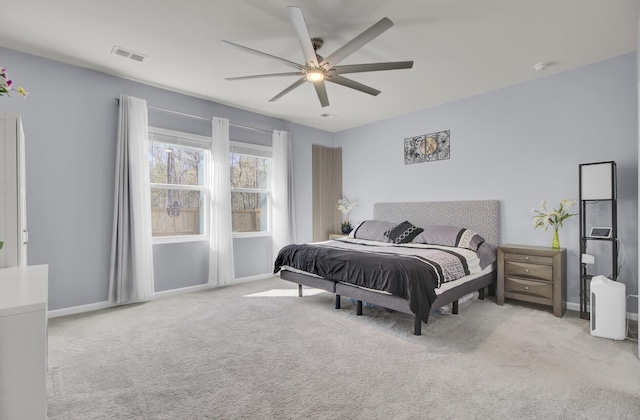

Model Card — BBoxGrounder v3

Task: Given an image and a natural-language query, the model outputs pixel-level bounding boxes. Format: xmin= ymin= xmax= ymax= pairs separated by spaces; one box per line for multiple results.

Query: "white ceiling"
xmin=1 ymin=0 xmax=638 ymax=132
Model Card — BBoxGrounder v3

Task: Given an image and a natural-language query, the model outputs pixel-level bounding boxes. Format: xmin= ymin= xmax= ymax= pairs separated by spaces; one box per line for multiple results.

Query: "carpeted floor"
xmin=47 ymin=276 xmax=640 ymax=419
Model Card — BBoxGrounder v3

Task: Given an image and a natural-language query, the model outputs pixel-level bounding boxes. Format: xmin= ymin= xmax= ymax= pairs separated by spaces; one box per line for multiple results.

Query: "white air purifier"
xmin=590 ymin=275 xmax=626 ymax=340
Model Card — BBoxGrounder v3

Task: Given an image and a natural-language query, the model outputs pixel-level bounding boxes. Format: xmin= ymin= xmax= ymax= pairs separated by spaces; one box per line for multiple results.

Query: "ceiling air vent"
xmin=129 ymin=53 xmax=146 ymax=62
xmin=111 ymin=45 xmax=146 ymax=62
xmin=320 ymin=113 xmax=335 ymax=118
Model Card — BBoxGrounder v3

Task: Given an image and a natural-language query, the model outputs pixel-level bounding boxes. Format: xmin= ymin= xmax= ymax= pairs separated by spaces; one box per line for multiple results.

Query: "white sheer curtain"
xmin=271 ymin=130 xmax=296 ymax=261
xmin=209 ymin=117 xmax=235 ymax=286
xmin=109 ymin=94 xmax=155 ymax=304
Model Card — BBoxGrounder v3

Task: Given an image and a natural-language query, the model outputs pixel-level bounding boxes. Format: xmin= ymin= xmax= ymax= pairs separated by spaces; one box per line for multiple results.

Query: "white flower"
xmin=337 ymin=198 xmax=356 ymax=215
xmin=532 ymin=198 xmax=576 ymax=231
xmin=560 ymin=198 xmax=576 ymax=211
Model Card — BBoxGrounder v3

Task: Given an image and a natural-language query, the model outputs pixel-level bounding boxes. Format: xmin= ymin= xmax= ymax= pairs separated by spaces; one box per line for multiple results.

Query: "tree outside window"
xmin=149 ymin=137 xmax=206 ymax=238
xmin=229 ymin=152 xmax=270 ymax=233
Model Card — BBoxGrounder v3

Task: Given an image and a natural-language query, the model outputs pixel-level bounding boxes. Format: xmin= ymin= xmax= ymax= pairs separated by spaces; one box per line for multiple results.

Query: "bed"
xmin=274 ymin=200 xmax=500 ymax=335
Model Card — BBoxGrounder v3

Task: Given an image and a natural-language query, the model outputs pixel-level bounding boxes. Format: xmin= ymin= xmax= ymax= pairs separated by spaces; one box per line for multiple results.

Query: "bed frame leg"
xmin=356 ymin=300 xmax=363 ymax=316
xmin=488 ymin=283 xmax=496 ymax=296
xmin=414 ymin=316 xmax=422 ymax=335
xmin=335 ymin=294 xmax=341 ymax=309
xmin=479 ymin=287 xmax=485 ymax=300
xmin=298 ymin=284 xmax=303 ymax=297
xmin=452 ymin=300 xmax=459 ymax=315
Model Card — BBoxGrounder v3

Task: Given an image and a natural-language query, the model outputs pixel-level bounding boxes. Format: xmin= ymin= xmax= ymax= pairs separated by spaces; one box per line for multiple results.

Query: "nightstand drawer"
xmin=504 ymin=253 xmax=552 ymax=265
xmin=504 ymin=261 xmax=553 ymax=281
xmin=505 ymin=277 xmax=553 ymax=299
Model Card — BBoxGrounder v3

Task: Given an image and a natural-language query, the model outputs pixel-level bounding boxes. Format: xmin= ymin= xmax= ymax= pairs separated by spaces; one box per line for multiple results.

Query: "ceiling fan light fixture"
xmin=306 ymin=69 xmax=325 ymax=82
xmin=223 ymin=6 xmax=412 ymax=107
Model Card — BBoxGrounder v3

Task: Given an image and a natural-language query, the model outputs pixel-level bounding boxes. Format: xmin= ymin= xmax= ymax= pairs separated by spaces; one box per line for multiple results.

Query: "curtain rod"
xmin=114 ymin=98 xmax=273 ymax=135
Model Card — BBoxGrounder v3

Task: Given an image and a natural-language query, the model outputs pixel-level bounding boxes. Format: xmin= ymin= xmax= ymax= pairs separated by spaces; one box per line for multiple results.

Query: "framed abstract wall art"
xmin=403 ymin=130 xmax=450 ymax=164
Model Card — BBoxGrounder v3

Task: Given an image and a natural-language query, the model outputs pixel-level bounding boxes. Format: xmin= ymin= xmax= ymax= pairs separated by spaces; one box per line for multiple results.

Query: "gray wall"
xmin=335 ymin=53 xmax=638 ymax=313
xmin=1 ymin=45 xmax=636 ymax=314
xmin=0 ymin=47 xmax=333 ymax=309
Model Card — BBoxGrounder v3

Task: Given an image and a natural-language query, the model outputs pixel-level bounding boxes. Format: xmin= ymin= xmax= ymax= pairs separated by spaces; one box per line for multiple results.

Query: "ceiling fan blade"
xmin=327 ymin=75 xmax=381 ymax=96
xmin=320 ymin=17 xmax=394 ymax=69
xmin=269 ymin=77 xmax=307 ymax=102
xmin=332 ymin=61 xmax=413 ymax=74
xmin=287 ymin=6 xmax=319 ymax=67
xmin=226 ymin=72 xmax=304 ymax=81
xmin=312 ymin=81 xmax=330 ymax=107
xmin=221 ymin=40 xmax=302 ymax=70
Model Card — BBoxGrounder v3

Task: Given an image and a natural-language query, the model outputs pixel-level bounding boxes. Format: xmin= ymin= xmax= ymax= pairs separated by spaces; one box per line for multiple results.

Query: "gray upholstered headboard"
xmin=373 ymin=200 xmax=500 ymax=245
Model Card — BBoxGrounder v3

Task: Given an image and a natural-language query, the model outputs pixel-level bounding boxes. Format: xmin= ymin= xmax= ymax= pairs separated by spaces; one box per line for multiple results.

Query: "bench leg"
xmin=479 ymin=287 xmax=485 ymax=300
xmin=335 ymin=294 xmax=341 ymax=309
xmin=452 ymin=300 xmax=459 ymax=315
xmin=298 ymin=284 xmax=303 ymax=297
xmin=356 ymin=300 xmax=363 ymax=316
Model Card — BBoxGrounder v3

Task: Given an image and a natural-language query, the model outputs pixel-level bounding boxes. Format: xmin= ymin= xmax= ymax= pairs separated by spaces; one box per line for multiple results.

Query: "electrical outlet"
xmin=582 ymin=254 xmax=595 ymax=264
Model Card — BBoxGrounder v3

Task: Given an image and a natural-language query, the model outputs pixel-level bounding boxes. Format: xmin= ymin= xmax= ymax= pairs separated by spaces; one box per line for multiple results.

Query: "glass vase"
xmin=552 ymin=228 xmax=560 ymax=249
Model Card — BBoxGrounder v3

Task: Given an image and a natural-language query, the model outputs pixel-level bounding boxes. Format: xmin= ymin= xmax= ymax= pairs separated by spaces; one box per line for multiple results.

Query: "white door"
xmin=16 ymin=115 xmax=27 ymax=266
xmin=0 ymin=112 xmax=27 ymax=268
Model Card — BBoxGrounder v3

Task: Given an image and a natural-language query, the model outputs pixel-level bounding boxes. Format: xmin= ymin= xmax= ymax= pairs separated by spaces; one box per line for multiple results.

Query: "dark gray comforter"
xmin=274 ymin=241 xmax=473 ymax=323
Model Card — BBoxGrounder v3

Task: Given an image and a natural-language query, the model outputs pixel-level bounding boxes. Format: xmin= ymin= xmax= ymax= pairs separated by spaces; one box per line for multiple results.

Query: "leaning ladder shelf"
xmin=578 ymin=161 xmax=618 ymax=320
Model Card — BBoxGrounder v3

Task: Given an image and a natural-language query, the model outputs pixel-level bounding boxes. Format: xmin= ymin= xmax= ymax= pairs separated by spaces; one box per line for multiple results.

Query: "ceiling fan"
xmin=221 ymin=6 xmax=413 ymax=107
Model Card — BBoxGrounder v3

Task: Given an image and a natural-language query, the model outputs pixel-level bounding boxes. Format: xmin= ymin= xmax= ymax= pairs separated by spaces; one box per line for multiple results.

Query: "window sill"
xmin=232 ymin=231 xmax=272 ymax=239
xmin=153 ymin=235 xmax=208 ymax=245
xmin=152 ymin=232 xmax=272 ymax=243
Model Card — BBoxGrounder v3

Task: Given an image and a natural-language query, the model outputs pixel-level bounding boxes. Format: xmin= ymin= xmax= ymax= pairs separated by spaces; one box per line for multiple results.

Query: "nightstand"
xmin=497 ymin=244 xmax=566 ymax=317
xmin=329 ymin=234 xmax=348 ymax=240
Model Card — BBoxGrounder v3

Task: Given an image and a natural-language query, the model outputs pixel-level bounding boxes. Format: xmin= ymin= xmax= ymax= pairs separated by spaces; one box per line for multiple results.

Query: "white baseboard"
xmin=566 ymin=302 xmax=638 ymax=321
xmin=48 ymin=300 xmax=112 ymax=318
xmin=48 ymin=273 xmax=276 ymax=318
xmin=233 ymin=273 xmax=276 ymax=284
xmin=59 ymin=276 xmax=635 ymax=323
xmin=154 ymin=283 xmax=212 ymax=299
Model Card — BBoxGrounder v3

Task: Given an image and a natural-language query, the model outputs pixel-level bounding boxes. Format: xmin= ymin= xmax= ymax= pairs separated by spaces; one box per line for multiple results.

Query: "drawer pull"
xmin=525 ymin=256 xmax=530 ymax=260
xmin=525 ymin=286 xmax=529 ymax=290
xmin=525 ymin=269 xmax=529 ymax=273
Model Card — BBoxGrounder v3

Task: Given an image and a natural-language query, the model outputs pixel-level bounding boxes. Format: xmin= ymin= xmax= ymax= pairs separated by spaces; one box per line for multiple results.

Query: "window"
xmin=148 ymin=127 xmax=209 ymax=243
xmin=229 ymin=142 xmax=272 ymax=236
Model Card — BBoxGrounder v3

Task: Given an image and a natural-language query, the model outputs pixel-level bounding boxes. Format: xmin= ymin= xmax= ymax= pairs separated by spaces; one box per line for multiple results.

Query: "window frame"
xmin=229 ymin=140 xmax=273 ymax=239
xmin=148 ymin=126 xmax=210 ymax=245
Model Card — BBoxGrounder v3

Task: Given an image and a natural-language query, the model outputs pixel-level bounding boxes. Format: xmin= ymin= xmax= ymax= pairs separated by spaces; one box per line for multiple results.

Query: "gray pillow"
xmin=349 ymin=220 xmax=398 ymax=242
xmin=477 ymin=242 xmax=497 ymax=269
xmin=411 ymin=225 xmax=485 ymax=251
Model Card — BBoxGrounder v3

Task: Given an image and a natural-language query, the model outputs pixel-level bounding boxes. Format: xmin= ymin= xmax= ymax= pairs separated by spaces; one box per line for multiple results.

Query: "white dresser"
xmin=0 ymin=265 xmax=48 ymax=420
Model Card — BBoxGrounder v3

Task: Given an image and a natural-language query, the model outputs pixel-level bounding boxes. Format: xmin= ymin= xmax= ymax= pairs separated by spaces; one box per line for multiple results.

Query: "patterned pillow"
xmin=411 ymin=225 xmax=485 ymax=251
xmin=386 ymin=221 xmax=424 ymax=244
